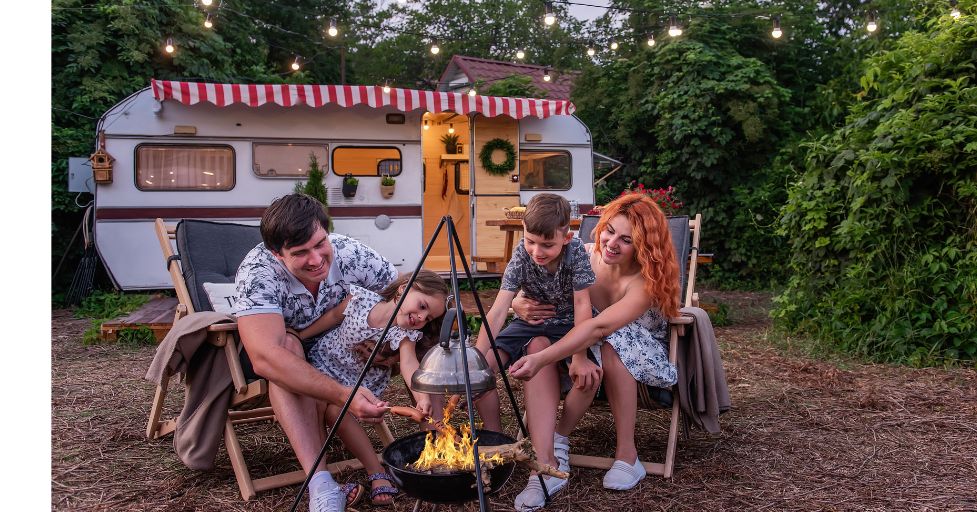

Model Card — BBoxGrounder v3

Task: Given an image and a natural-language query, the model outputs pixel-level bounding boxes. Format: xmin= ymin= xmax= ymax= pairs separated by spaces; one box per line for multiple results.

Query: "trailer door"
xmin=471 ymin=114 xmax=520 ymax=272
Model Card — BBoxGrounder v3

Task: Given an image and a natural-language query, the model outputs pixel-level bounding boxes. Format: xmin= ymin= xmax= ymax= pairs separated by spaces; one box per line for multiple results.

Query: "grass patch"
xmin=75 ymin=290 xmax=154 ymax=345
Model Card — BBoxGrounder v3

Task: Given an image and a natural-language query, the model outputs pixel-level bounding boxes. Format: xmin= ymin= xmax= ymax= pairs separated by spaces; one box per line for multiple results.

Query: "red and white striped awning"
xmin=151 ymin=79 xmax=575 ymax=119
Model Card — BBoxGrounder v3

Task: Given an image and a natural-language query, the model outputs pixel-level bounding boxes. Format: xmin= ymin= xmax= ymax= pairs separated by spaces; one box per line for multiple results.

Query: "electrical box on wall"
xmin=68 ymin=157 xmax=94 ymax=193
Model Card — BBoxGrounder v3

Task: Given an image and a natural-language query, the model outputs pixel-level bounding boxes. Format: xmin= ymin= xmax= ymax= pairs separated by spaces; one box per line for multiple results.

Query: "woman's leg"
xmin=523 ymin=336 xmax=561 ymax=468
xmin=600 ymin=342 xmax=638 ymax=464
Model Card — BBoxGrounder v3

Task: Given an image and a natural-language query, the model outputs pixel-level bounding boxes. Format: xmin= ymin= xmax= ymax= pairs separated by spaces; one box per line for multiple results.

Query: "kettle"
xmin=410 ymin=308 xmax=496 ymax=395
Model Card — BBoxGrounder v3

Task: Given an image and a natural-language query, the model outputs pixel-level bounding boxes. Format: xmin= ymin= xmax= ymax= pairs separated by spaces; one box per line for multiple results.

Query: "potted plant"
xmin=342 ymin=173 xmax=359 ymax=198
xmin=379 ymin=175 xmax=396 ymax=199
xmin=440 ymin=133 xmax=460 ymax=154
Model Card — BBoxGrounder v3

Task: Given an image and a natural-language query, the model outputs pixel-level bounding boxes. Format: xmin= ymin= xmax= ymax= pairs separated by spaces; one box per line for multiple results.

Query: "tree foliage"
xmin=774 ymin=10 xmax=977 ymax=363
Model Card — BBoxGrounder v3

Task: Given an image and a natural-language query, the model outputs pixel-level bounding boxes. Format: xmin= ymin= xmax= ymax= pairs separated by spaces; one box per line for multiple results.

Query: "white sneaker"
xmin=553 ymin=432 xmax=570 ymax=473
xmin=309 ymin=474 xmax=345 ymax=512
xmin=602 ymin=458 xmax=646 ymax=491
xmin=514 ymin=474 xmax=568 ymax=511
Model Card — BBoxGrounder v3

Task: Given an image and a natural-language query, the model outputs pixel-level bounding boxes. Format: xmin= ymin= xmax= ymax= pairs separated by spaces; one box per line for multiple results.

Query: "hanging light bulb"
xmin=586 ymin=46 xmax=595 ymax=57
xmin=950 ymin=0 xmax=961 ymax=19
xmin=542 ymin=68 xmax=552 ymax=82
xmin=327 ymin=17 xmax=339 ymax=37
xmin=423 ymin=119 xmax=430 ymax=130
xmin=204 ymin=14 xmax=213 ymax=29
xmin=164 ymin=37 xmax=175 ymax=54
xmin=291 ymin=55 xmax=301 ymax=71
xmin=448 ymin=123 xmax=455 ymax=134
xmin=771 ymin=15 xmax=783 ymax=39
xmin=646 ymin=33 xmax=656 ymax=47
xmin=610 ymin=40 xmax=618 ymax=50
xmin=668 ymin=16 xmax=683 ymax=37
xmin=866 ymin=11 xmax=878 ymax=33
xmin=468 ymin=88 xmax=477 ymax=97
xmin=398 ymin=0 xmax=407 ymax=4
xmin=515 ymin=49 xmax=525 ymax=60
xmin=430 ymin=41 xmax=440 ymax=55
xmin=383 ymin=81 xmax=391 ymax=94
xmin=201 ymin=0 xmax=213 ymax=6
xmin=544 ymin=2 xmax=556 ymax=26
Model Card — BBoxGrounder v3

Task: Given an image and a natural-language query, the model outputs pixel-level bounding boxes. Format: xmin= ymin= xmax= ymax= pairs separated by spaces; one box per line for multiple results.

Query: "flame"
xmin=409 ymin=399 xmax=504 ymax=472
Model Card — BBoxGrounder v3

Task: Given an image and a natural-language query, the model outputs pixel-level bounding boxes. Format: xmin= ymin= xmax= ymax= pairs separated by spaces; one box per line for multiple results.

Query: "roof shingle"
xmin=438 ymin=55 xmax=579 ymax=100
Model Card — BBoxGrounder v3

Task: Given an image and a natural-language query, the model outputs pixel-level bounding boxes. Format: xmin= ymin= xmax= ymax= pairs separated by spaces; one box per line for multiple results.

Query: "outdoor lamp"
xmin=204 ymin=14 xmax=213 ymax=29
xmin=291 ymin=56 xmax=301 ymax=71
xmin=771 ymin=16 xmax=782 ymax=39
xmin=668 ymin=16 xmax=683 ymax=37
xmin=448 ymin=123 xmax=455 ymax=134
xmin=544 ymin=2 xmax=556 ymax=26
xmin=647 ymin=33 xmax=656 ymax=47
xmin=164 ymin=38 xmax=175 ymax=54
xmin=543 ymin=68 xmax=552 ymax=82
xmin=866 ymin=12 xmax=878 ymax=33
xmin=327 ymin=17 xmax=339 ymax=37
xmin=383 ymin=82 xmax=391 ymax=94
xmin=468 ymin=88 xmax=477 ymax=97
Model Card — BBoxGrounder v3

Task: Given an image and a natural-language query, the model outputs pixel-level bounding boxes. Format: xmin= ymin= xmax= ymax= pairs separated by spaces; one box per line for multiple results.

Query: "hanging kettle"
xmin=410 ymin=308 xmax=496 ymax=395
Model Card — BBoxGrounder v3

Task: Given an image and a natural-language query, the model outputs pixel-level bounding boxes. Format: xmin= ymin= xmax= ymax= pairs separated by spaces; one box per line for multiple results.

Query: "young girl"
xmin=303 ymin=269 xmax=449 ymax=507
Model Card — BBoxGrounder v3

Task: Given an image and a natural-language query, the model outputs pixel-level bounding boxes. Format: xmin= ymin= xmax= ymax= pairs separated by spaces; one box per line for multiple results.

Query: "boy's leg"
xmin=523 ymin=336 xmax=562 ymax=468
xmin=557 ymin=384 xmax=599 ymax=438
xmin=474 ymin=332 xmax=511 ymax=432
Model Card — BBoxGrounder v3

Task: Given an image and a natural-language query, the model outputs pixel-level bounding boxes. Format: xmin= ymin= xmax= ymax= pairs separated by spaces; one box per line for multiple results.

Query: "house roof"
xmin=437 ymin=55 xmax=580 ymax=101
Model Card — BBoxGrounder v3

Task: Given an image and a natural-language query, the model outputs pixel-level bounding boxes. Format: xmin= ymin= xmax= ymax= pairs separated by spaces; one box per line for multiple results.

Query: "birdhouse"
xmin=90 ymin=131 xmax=114 ymax=184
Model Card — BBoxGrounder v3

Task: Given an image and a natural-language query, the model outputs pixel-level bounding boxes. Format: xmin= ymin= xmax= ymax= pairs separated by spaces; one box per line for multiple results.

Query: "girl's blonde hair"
xmin=593 ymin=194 xmax=680 ymax=318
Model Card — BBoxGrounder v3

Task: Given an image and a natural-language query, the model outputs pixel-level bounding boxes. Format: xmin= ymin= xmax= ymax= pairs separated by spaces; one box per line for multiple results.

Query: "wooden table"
xmin=485 ymin=218 xmax=582 ymax=267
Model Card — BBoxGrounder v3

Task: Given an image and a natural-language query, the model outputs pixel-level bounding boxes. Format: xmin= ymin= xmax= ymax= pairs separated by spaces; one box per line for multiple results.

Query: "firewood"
xmin=474 ymin=438 xmax=569 ymax=488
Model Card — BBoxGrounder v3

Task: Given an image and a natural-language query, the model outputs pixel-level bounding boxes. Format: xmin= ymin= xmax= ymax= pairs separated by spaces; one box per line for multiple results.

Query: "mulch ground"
xmin=51 ymin=290 xmax=977 ymax=511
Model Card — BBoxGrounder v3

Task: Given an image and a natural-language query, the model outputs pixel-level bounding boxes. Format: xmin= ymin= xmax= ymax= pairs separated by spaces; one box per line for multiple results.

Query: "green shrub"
xmin=76 ymin=290 xmax=153 ymax=345
xmin=774 ymin=13 xmax=977 ymax=363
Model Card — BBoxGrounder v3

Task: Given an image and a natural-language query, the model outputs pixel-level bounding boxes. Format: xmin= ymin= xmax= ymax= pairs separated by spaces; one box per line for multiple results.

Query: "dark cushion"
xmin=175 ymin=219 xmax=263 ymax=313
xmin=577 ymin=215 xmax=600 ymax=245
xmin=668 ymin=215 xmax=691 ymax=304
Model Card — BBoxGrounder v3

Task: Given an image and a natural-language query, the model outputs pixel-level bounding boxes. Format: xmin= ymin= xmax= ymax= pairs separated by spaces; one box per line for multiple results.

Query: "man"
xmin=233 ymin=193 xmax=397 ymax=512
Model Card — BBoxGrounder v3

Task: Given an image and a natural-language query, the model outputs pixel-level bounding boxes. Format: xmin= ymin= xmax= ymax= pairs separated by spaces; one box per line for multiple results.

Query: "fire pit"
xmin=382 ymin=429 xmax=516 ymax=504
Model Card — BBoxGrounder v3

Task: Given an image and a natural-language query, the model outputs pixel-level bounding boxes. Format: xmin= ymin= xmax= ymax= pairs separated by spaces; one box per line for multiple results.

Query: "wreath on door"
xmin=479 ymin=138 xmax=516 ymax=176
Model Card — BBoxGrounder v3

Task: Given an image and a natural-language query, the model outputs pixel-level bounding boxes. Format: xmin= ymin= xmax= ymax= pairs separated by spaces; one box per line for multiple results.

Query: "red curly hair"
xmin=592 ymin=193 xmax=680 ymax=318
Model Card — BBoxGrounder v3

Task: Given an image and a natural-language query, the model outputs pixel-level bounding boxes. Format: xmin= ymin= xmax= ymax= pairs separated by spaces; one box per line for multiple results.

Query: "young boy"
xmin=474 ymin=193 xmax=600 ymax=509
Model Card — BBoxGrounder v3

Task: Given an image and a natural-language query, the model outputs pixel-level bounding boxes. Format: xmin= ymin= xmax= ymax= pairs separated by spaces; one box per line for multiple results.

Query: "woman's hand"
xmin=508 ymin=354 xmax=543 ymax=381
xmin=568 ymin=357 xmax=603 ymax=392
xmin=511 ymin=291 xmax=556 ymax=325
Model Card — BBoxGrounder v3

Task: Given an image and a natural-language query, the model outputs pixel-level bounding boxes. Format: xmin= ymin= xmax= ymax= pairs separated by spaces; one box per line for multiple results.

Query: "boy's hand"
xmin=569 ymin=358 xmax=602 ymax=392
xmin=512 ymin=291 xmax=556 ymax=325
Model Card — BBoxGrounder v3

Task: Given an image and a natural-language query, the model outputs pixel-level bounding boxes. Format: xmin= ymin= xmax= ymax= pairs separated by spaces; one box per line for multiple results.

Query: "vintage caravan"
xmin=91 ymin=79 xmax=598 ymax=290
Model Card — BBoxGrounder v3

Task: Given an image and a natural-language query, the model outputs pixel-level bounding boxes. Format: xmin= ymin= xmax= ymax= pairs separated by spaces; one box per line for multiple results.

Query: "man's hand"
xmin=511 ymin=291 xmax=556 ymax=326
xmin=568 ymin=357 xmax=603 ymax=392
xmin=346 ymin=387 xmax=390 ymax=424
xmin=508 ymin=354 xmax=543 ymax=381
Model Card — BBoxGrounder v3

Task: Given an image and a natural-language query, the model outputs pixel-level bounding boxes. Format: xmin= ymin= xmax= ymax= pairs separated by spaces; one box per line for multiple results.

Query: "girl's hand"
xmin=569 ymin=357 xmax=603 ymax=392
xmin=508 ymin=354 xmax=543 ymax=381
xmin=415 ymin=394 xmax=433 ymax=417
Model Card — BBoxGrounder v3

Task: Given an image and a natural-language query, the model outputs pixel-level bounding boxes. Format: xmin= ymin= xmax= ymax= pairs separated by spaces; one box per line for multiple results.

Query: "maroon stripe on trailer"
xmin=96 ymin=206 xmax=422 ymax=220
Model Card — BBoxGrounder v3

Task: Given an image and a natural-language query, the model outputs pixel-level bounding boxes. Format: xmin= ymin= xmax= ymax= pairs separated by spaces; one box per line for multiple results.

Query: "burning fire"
xmin=409 ymin=397 xmax=504 ymax=473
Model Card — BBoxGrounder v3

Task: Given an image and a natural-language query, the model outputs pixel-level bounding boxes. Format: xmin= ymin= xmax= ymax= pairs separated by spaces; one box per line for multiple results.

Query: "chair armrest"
xmin=207 ymin=322 xmax=239 ymax=333
xmin=668 ymin=316 xmax=694 ymax=325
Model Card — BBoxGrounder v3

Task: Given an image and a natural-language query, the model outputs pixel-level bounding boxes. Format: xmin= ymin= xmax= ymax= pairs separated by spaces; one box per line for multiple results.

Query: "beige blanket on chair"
xmin=677 ymin=306 xmax=731 ymax=434
xmin=145 ymin=311 xmax=236 ymax=470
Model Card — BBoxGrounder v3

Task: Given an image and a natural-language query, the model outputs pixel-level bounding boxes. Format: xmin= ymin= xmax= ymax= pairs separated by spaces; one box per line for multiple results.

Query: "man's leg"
xmin=268 ymin=335 xmax=329 ymax=474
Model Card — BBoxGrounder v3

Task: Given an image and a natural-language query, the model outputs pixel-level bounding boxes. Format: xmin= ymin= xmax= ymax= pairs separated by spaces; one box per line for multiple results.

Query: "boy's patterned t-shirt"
xmin=232 ymin=233 xmax=397 ymax=334
xmin=501 ymin=236 xmax=595 ymax=325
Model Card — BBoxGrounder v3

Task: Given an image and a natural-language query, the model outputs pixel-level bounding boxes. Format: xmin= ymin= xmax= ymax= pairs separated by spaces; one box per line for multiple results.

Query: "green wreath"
xmin=479 ymin=138 xmax=517 ymax=176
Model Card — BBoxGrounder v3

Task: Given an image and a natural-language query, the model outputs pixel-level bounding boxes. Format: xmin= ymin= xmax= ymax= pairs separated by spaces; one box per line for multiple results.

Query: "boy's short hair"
xmin=260 ymin=193 xmax=331 ymax=253
xmin=523 ymin=193 xmax=571 ymax=239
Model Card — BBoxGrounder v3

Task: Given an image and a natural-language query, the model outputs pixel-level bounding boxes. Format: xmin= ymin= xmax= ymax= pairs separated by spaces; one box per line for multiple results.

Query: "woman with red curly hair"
xmin=509 ymin=193 xmax=680 ymax=495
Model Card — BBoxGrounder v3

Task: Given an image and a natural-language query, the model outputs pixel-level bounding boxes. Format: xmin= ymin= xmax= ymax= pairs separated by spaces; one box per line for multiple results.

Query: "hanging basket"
xmin=479 ymin=138 xmax=516 ymax=176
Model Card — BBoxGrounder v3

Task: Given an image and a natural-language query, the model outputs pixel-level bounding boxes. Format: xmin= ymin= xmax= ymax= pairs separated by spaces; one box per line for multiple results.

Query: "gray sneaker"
xmin=553 ymin=433 xmax=570 ymax=473
xmin=310 ymin=479 xmax=345 ymax=512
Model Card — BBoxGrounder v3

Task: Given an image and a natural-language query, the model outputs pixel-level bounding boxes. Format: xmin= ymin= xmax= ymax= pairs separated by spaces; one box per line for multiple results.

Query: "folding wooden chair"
xmin=147 ymin=218 xmax=395 ymax=500
xmin=569 ymin=213 xmax=703 ymax=479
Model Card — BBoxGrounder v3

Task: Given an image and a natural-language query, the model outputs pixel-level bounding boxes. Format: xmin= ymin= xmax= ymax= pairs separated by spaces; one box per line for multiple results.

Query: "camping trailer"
xmin=91 ymin=80 xmax=598 ymax=290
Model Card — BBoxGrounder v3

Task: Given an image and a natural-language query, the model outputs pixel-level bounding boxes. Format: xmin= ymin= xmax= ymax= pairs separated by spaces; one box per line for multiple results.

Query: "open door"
xmin=471 ymin=114 xmax=521 ymax=272
xmin=421 ymin=113 xmax=472 ymax=271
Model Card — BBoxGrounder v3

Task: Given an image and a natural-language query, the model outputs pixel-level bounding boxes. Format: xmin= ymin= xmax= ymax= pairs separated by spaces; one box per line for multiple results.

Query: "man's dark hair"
xmin=261 ymin=193 xmax=331 ymax=253
xmin=523 ymin=193 xmax=570 ymax=239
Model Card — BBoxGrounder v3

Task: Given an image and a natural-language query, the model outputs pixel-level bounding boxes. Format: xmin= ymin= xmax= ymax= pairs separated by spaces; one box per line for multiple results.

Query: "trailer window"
xmin=135 ymin=145 xmax=234 ymax=191
xmin=332 ymin=147 xmax=402 ymax=177
xmin=253 ymin=143 xmax=328 ymax=178
xmin=519 ymin=150 xmax=571 ymax=191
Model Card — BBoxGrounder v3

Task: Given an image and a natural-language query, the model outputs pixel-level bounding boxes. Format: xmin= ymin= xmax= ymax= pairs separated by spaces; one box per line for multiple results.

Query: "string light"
xmin=646 ymin=33 xmax=655 ymax=47
xmin=290 ymin=55 xmax=301 ymax=71
xmin=164 ymin=37 xmax=175 ymax=54
xmin=544 ymin=2 xmax=555 ymax=26
xmin=950 ymin=0 xmax=961 ymax=18
xmin=200 ymin=0 xmax=213 ymax=6
xmin=668 ymin=15 xmax=683 ymax=37
xmin=327 ymin=17 xmax=338 ymax=37
xmin=468 ymin=88 xmax=477 ymax=97
xmin=204 ymin=14 xmax=213 ymax=29
xmin=866 ymin=11 xmax=878 ymax=33
xmin=430 ymin=41 xmax=440 ymax=55
xmin=383 ymin=81 xmax=391 ymax=94
xmin=771 ymin=15 xmax=782 ymax=39
xmin=448 ymin=123 xmax=455 ymax=134
xmin=515 ymin=49 xmax=525 ymax=60
xmin=542 ymin=68 xmax=552 ymax=82
xmin=610 ymin=40 xmax=618 ymax=50
xmin=586 ymin=46 xmax=595 ymax=56
xmin=423 ymin=119 xmax=430 ymax=130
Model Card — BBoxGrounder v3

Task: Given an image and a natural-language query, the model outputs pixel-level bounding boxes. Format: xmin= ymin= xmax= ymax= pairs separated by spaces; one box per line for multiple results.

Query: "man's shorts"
xmin=240 ymin=336 xmax=318 ymax=382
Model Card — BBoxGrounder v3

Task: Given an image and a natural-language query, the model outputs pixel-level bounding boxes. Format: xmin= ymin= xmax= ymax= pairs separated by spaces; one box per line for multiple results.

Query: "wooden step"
xmin=100 ymin=296 xmax=178 ymax=342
